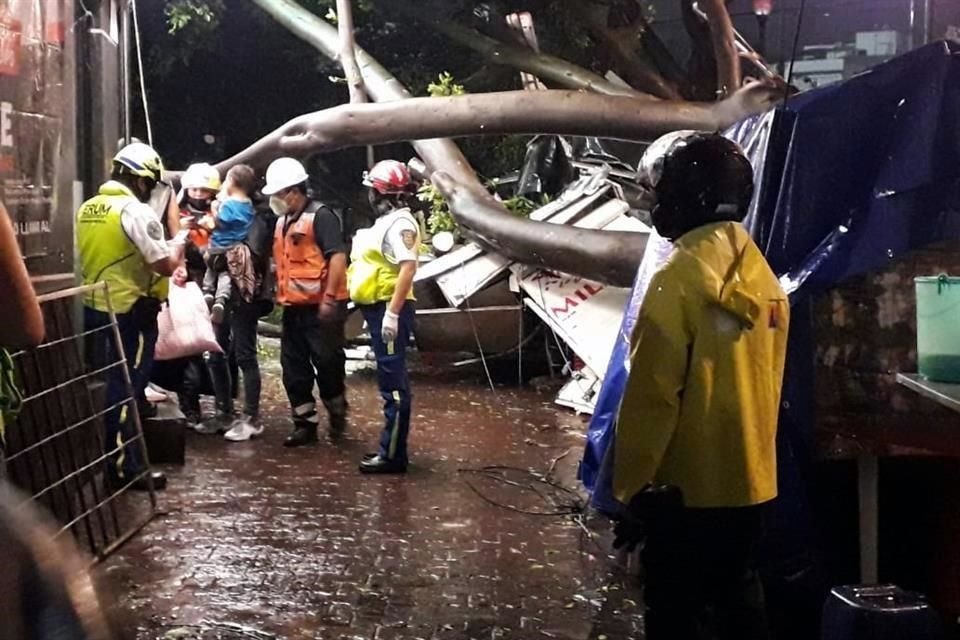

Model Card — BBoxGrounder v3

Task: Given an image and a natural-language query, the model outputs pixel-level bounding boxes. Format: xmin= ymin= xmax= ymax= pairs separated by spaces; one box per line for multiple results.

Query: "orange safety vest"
xmin=273 ymin=209 xmax=348 ymax=306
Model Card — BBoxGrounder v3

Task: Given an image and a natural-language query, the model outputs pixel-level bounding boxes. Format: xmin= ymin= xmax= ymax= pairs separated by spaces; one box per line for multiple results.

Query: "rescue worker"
xmin=349 ymin=160 xmax=421 ymax=474
xmin=77 ymin=142 xmax=182 ymax=491
xmin=264 ymin=157 xmax=349 ymax=447
xmin=169 ymin=162 xmax=222 ymax=429
xmin=611 ymin=132 xmax=789 ymax=640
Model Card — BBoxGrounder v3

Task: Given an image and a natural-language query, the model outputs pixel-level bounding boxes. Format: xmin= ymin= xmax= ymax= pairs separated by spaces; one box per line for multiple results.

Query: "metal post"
xmin=858 ymin=454 xmax=879 ymax=584
xmin=120 ymin=0 xmax=131 ymax=145
xmin=922 ymin=0 xmax=933 ymax=45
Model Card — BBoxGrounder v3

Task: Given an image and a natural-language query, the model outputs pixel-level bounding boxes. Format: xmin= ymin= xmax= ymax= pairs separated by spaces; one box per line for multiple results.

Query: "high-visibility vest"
xmin=76 ymin=181 xmax=169 ymax=313
xmin=273 ymin=205 xmax=348 ymax=306
xmin=347 ymin=208 xmax=419 ymax=306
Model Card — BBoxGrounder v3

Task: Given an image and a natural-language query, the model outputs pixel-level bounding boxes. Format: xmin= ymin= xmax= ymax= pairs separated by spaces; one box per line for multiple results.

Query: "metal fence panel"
xmin=3 ymin=282 xmax=156 ymax=560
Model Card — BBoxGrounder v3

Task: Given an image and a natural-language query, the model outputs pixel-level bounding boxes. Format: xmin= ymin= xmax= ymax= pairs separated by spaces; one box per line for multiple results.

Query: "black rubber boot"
xmin=283 ymin=424 xmax=318 ymax=448
xmin=324 ymin=396 xmax=348 ymax=440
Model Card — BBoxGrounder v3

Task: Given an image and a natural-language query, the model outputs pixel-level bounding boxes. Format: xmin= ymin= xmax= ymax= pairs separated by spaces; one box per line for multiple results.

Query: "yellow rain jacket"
xmin=613 ymin=221 xmax=789 ymax=508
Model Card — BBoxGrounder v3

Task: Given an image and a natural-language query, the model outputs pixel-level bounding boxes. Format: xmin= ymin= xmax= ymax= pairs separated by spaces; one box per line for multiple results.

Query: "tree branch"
xmin=383 ymin=0 xmax=655 ymax=100
xmin=569 ymin=1 xmax=681 ymax=100
xmin=248 ymin=0 xmax=479 ymax=188
xmin=335 ymin=0 xmax=367 ymax=104
xmin=213 ymin=81 xmax=783 ymax=174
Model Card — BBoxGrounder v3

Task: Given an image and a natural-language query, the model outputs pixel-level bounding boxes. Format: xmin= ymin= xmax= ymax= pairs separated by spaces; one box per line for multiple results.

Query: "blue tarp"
xmin=580 ymin=41 xmax=960 ymax=521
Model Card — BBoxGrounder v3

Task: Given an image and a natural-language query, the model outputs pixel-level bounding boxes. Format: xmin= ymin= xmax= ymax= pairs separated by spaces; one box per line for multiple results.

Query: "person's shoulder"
xmin=387 ymin=209 xmax=418 ymax=231
xmin=121 ymin=200 xmax=164 ymax=234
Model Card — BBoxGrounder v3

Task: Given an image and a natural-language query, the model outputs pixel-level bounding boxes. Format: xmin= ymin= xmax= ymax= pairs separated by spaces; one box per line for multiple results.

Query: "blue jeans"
xmin=360 ymin=301 xmax=414 ymax=464
xmin=84 ymin=301 xmax=158 ymax=482
xmin=208 ymin=300 xmax=262 ymax=418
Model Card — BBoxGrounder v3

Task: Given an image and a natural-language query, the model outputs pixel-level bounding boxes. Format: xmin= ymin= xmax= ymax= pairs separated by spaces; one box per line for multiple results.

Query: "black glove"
xmin=612 ymin=484 xmax=685 ymax=552
xmin=613 ymin=510 xmax=645 ymax=552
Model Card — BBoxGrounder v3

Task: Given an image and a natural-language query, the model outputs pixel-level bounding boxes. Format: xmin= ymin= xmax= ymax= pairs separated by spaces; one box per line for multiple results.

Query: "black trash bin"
xmin=821 ymin=584 xmax=942 ymax=640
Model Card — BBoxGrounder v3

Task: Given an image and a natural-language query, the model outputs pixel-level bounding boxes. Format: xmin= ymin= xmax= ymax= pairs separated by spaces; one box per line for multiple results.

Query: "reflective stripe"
xmin=115 ymin=432 xmax=125 ymax=477
xmin=387 ymin=390 xmax=402 ymax=458
xmin=293 ymin=402 xmax=316 ymax=416
xmin=289 ymin=279 xmax=323 ymax=294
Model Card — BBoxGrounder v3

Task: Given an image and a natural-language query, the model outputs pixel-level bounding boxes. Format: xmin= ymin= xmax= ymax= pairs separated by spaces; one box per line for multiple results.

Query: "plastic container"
xmin=821 ymin=584 xmax=942 ymax=640
xmin=915 ymin=275 xmax=960 ymax=382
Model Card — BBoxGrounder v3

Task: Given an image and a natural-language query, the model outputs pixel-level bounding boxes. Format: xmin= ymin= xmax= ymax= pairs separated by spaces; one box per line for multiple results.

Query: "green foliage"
xmin=502 ymin=195 xmax=538 ymax=218
xmin=426 ymin=72 xmax=466 ymax=98
xmin=165 ymin=0 xmax=223 ymax=35
xmin=418 ymin=183 xmax=459 ymax=237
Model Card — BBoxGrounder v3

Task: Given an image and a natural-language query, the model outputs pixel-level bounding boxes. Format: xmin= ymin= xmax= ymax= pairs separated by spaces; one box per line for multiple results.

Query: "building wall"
xmin=814 ymin=242 xmax=960 ymax=458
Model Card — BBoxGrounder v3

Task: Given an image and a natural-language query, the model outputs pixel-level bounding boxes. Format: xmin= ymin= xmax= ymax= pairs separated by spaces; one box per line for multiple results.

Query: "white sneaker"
xmin=224 ymin=416 xmax=264 ymax=442
xmin=145 ymin=384 xmax=169 ymax=403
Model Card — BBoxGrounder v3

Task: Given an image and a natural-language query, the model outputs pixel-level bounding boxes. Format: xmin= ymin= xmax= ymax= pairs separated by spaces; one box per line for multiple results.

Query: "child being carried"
xmin=203 ymin=164 xmax=258 ymax=323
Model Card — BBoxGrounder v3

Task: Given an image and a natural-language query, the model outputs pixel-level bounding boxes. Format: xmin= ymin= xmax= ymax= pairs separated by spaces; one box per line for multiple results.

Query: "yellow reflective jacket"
xmin=347 ymin=208 xmax=419 ymax=305
xmin=76 ymin=181 xmax=169 ymax=313
xmin=613 ymin=221 xmax=789 ymax=508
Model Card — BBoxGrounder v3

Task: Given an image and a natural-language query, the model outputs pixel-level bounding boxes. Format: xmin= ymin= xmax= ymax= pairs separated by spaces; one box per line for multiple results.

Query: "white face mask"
xmin=269 ymin=195 xmax=290 ymax=216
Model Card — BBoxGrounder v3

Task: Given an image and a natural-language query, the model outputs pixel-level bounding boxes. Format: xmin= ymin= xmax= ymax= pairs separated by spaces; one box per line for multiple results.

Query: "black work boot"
xmin=359 ymin=454 xmax=407 ymax=474
xmin=324 ymin=395 xmax=348 ymax=440
xmin=283 ymin=424 xmax=318 ymax=447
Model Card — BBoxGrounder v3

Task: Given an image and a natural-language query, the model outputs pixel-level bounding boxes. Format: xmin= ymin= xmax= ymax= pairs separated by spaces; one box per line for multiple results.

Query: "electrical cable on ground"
xmin=456 ymin=259 xmax=498 ymax=394
xmin=457 ymin=465 xmax=584 ymax=517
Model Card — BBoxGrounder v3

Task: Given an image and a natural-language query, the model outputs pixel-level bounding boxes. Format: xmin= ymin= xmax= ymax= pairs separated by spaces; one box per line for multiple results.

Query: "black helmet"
xmin=638 ymin=131 xmax=754 ymax=240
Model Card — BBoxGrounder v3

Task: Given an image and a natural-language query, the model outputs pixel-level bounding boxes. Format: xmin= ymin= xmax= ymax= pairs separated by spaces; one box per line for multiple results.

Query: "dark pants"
xmin=360 ymin=301 xmax=414 ymax=463
xmin=208 ymin=300 xmax=262 ymax=418
xmin=280 ymin=303 xmax=346 ymax=428
xmin=642 ymin=503 xmax=770 ymax=640
xmin=84 ymin=301 xmax=158 ymax=482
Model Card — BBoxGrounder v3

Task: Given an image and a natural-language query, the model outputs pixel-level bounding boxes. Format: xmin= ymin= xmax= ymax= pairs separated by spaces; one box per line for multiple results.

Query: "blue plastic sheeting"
xmin=579 ymin=41 xmax=960 ymax=516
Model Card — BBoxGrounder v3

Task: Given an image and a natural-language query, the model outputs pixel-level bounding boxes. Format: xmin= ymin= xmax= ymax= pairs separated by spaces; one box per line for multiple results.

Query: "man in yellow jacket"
xmin=77 ymin=142 xmax=182 ymax=491
xmin=612 ymin=132 xmax=789 ymax=640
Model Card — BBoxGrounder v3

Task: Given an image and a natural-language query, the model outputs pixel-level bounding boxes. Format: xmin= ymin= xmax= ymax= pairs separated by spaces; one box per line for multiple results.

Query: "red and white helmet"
xmin=362 ymin=160 xmax=414 ymax=195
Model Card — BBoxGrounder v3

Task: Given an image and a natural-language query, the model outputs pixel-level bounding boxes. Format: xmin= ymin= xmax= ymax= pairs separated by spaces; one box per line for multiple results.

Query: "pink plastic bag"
xmin=155 ymin=282 xmax=222 ymax=361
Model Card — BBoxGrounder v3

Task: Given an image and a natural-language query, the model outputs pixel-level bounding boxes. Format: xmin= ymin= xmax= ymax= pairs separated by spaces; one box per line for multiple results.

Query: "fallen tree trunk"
xmin=243 ymin=0 xmax=779 ymax=286
xmin=214 ymin=82 xmax=782 ymax=174
xmin=431 ymin=171 xmax=646 ymax=288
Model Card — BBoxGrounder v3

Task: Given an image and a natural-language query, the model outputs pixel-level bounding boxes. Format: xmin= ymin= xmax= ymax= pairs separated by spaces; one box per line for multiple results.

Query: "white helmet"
xmin=180 ymin=163 xmax=222 ymax=192
xmin=262 ymin=157 xmax=309 ymax=195
xmin=113 ymin=142 xmax=164 ymax=183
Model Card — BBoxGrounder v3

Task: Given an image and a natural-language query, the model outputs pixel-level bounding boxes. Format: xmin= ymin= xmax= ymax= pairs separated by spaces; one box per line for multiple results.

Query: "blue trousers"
xmin=360 ymin=301 xmax=414 ymax=463
xmin=84 ymin=302 xmax=157 ymax=482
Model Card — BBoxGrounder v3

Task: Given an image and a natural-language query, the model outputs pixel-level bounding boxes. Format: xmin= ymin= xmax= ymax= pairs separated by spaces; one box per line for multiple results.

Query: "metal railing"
xmin=3 ymin=282 xmax=157 ymax=560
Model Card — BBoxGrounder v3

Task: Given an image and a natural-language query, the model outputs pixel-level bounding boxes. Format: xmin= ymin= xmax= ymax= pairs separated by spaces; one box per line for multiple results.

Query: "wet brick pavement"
xmin=96 ymin=359 xmax=645 ymax=640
